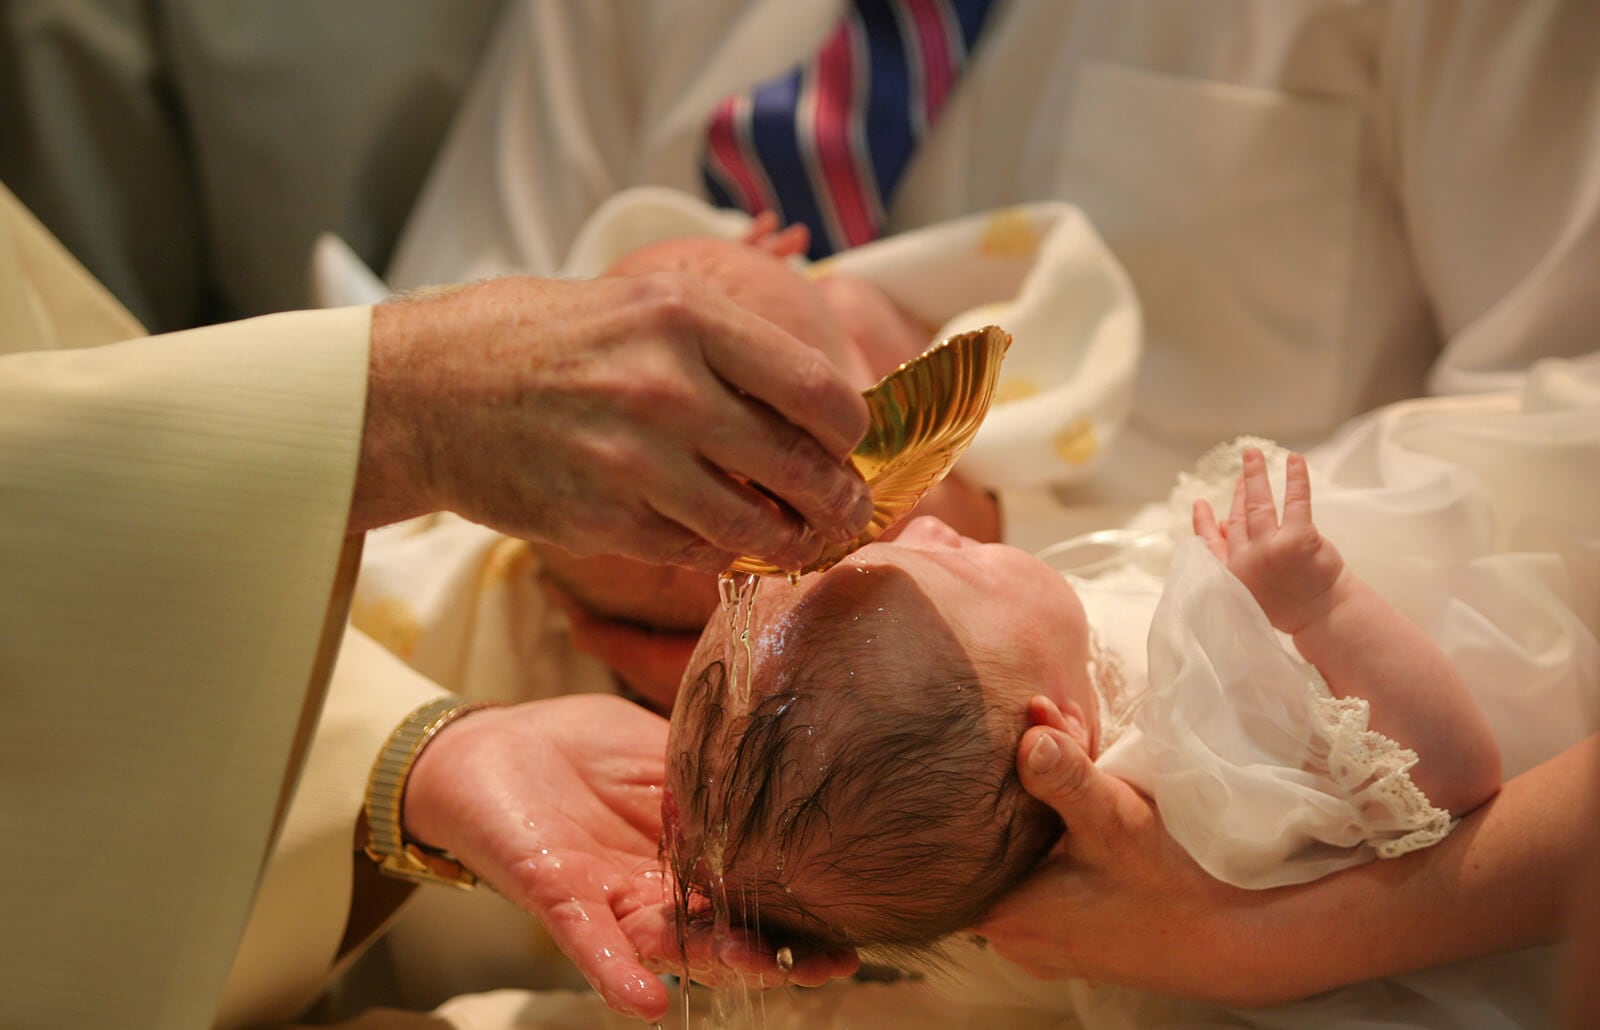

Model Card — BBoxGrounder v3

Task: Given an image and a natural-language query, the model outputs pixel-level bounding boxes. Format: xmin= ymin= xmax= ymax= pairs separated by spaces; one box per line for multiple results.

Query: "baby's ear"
xmin=1025 ymin=695 xmax=1092 ymax=753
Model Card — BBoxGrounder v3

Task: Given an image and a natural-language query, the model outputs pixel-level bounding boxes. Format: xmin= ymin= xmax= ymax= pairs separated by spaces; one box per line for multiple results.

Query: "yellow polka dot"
xmin=352 ymin=595 xmax=422 ymax=659
xmin=805 ymin=257 xmax=839 ymax=280
xmin=979 ymin=209 xmax=1041 ymax=257
xmin=1053 ymin=418 xmax=1097 ymax=465
xmin=483 ymin=538 xmax=534 ymax=584
xmin=994 ymin=377 xmax=1040 ymax=404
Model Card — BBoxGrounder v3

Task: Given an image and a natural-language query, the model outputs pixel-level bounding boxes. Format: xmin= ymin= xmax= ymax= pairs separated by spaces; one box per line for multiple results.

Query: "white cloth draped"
xmin=1099 ymin=536 xmax=1451 ymax=890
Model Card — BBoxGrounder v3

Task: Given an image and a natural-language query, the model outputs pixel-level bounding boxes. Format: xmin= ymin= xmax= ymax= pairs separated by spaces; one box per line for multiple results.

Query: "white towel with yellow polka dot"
xmin=562 ymin=186 xmax=1142 ymax=490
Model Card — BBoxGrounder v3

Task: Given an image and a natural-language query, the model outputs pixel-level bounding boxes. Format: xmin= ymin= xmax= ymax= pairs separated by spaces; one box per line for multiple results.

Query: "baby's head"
xmin=664 ymin=517 xmax=1098 ymax=955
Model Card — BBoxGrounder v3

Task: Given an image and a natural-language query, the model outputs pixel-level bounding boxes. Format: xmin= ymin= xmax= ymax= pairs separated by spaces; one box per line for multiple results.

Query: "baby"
xmin=662 ymin=447 xmax=1503 ymax=955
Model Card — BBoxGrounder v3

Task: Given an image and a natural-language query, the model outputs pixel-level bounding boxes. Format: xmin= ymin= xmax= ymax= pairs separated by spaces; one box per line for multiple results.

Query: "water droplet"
xmin=776 ymin=946 xmax=794 ymax=971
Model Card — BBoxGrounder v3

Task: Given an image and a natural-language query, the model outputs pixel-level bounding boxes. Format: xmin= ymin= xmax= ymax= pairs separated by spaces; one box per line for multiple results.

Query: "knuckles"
xmin=703 ymin=500 xmax=793 ymax=561
xmin=623 ymin=271 xmax=711 ymax=337
xmin=769 ymin=430 xmax=832 ymax=499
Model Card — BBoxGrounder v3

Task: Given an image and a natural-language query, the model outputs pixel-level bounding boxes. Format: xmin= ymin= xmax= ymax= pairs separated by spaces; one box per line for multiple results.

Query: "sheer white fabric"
xmin=1052 ymin=432 xmax=1458 ymax=889
xmin=1095 ymin=536 xmax=1451 ymax=889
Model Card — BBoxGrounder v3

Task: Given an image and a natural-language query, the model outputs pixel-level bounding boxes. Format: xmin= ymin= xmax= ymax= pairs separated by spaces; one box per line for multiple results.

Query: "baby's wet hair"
xmin=666 ymin=619 xmax=1061 ymax=957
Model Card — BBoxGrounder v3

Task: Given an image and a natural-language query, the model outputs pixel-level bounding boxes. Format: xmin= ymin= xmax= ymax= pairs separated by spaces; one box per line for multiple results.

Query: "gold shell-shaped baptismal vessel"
xmin=730 ymin=324 xmax=1012 ymax=577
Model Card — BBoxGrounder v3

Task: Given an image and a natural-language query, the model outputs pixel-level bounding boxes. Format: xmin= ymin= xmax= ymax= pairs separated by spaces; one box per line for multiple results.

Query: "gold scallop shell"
xmin=729 ymin=324 xmax=1012 ymax=577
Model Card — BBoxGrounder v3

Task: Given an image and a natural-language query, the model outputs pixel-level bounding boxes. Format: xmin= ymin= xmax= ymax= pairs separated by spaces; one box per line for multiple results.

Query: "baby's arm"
xmin=1192 ymin=448 xmax=1501 ymax=816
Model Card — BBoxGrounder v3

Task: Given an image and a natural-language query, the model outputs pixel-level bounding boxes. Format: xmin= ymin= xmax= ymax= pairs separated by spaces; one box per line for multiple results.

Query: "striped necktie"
xmin=701 ymin=0 xmax=996 ymax=260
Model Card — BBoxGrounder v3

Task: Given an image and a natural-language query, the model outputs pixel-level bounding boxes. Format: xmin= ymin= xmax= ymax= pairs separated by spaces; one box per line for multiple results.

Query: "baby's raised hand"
xmin=1191 ymin=448 xmax=1348 ymax=634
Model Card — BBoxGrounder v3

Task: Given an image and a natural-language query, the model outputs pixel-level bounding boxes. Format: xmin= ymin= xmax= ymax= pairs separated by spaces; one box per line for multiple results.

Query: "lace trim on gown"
xmin=1303 ymin=679 xmax=1454 ymax=858
xmin=1087 ymin=629 xmax=1140 ymax=751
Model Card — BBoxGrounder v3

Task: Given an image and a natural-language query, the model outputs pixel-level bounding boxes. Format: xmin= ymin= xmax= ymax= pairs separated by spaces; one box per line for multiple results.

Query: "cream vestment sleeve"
xmin=217 ymin=629 xmax=449 ymax=1028
xmin=0 ymin=184 xmax=372 ymax=1026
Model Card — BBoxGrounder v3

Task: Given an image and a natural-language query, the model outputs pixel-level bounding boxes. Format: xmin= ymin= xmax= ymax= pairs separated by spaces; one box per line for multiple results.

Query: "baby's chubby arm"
xmin=1192 ymin=449 xmax=1501 ymax=816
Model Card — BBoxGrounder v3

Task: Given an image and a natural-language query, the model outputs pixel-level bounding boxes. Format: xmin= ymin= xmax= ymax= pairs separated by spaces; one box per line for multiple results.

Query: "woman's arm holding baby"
xmin=1192 ymin=448 xmax=1501 ymax=815
xmin=983 ymin=706 xmax=1593 ymax=1006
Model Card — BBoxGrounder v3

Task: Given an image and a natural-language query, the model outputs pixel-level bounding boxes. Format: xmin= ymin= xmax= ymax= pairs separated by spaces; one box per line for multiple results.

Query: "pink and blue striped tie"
xmin=702 ymin=0 xmax=996 ymax=260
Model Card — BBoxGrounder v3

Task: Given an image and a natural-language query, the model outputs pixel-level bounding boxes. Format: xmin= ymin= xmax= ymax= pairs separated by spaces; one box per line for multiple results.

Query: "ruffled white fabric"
xmin=1096 ymin=535 xmax=1452 ymax=889
xmin=1045 ymin=434 xmax=1460 ymax=888
xmin=1311 ymin=695 xmax=1451 ymax=860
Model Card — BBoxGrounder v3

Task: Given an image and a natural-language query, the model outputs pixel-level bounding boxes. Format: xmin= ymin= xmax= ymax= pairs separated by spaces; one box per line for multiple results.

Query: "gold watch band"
xmin=363 ymin=695 xmax=496 ymax=890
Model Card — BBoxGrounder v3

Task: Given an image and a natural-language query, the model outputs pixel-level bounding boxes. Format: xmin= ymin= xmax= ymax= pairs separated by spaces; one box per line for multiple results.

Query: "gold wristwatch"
xmin=362 ymin=695 xmax=495 ymax=890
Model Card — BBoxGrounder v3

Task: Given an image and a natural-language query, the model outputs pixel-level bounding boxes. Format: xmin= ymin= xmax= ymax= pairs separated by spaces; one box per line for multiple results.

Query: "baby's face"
xmin=769 ymin=516 xmax=1090 ymax=712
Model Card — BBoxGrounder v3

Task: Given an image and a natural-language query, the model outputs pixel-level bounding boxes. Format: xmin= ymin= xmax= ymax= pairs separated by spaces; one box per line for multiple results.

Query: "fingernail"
xmin=850 ymin=492 xmax=876 ymax=531
xmin=1027 ymin=733 xmax=1060 ymax=774
xmin=791 ymin=530 xmax=826 ymax=567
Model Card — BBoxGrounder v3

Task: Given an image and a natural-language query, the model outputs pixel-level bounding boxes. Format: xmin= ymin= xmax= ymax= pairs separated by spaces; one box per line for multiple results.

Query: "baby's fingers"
xmin=1226 ymin=469 xmax=1249 ymax=543
xmin=1192 ymin=499 xmax=1229 ymax=561
xmin=1281 ymin=452 xmax=1314 ymax=528
xmin=742 ymin=211 xmax=810 ymax=257
xmin=741 ymin=210 xmax=781 ymax=245
xmin=1240 ymin=448 xmax=1281 ymax=539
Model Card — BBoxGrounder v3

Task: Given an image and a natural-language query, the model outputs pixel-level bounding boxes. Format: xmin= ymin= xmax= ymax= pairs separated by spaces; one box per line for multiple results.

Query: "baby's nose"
xmin=896 ymin=516 xmax=963 ymax=548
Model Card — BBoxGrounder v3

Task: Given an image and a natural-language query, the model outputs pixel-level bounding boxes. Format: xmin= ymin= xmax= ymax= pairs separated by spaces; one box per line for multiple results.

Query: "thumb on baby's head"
xmin=1018 ymin=696 xmax=1112 ymax=824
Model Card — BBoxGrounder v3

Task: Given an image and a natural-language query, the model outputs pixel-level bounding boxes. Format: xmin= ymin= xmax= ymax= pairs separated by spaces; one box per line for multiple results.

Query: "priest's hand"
xmin=401 ymin=695 xmax=673 ymax=1019
xmin=352 ymin=274 xmax=875 ymax=574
